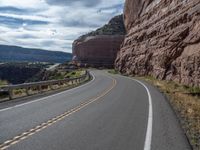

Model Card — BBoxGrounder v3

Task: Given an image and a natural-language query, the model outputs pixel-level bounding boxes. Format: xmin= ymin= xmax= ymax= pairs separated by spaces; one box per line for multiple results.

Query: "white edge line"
xmin=0 ymin=72 xmax=96 ymax=112
xmin=122 ymin=76 xmax=153 ymax=150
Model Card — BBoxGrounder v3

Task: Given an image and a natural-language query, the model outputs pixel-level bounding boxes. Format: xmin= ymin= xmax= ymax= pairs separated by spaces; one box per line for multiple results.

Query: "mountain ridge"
xmin=0 ymin=45 xmax=72 ymax=63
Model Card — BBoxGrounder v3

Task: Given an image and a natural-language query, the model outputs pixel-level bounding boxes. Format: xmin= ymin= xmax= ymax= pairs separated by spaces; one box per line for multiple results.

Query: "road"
xmin=46 ymin=63 xmax=60 ymax=71
xmin=0 ymin=70 xmax=191 ymax=150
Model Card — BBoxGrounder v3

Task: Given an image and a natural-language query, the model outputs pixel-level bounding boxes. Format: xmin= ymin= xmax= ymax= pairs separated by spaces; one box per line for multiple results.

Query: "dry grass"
xmin=0 ymin=80 xmax=8 ymax=86
xmin=138 ymin=76 xmax=200 ymax=150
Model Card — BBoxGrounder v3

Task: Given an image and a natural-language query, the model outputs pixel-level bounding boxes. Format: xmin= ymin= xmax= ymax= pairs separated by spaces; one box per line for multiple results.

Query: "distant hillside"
xmin=0 ymin=45 xmax=72 ymax=63
xmin=0 ymin=62 xmax=47 ymax=84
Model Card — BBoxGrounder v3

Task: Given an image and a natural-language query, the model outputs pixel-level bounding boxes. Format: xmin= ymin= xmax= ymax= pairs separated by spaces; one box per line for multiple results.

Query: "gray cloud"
xmin=45 ymin=0 xmax=102 ymax=7
xmin=0 ymin=15 xmax=49 ymax=28
xmin=62 ymin=19 xmax=100 ymax=28
xmin=16 ymin=34 xmax=38 ymax=39
xmin=0 ymin=6 xmax=39 ymax=15
xmin=0 ymin=0 xmax=123 ymax=52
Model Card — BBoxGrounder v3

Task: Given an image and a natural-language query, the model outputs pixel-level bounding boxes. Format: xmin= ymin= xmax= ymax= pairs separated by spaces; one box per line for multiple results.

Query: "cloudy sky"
xmin=0 ymin=0 xmax=124 ymax=53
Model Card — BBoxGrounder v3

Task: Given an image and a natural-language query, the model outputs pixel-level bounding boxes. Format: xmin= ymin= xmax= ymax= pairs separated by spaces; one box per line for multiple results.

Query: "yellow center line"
xmin=0 ymin=76 xmax=117 ymax=150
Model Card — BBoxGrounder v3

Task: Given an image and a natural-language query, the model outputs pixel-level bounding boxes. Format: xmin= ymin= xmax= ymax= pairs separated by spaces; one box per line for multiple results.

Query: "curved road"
xmin=0 ymin=70 xmax=191 ymax=150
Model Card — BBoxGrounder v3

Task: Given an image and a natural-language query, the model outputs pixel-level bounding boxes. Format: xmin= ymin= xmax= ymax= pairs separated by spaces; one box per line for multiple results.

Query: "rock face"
xmin=73 ymin=15 xmax=125 ymax=67
xmin=73 ymin=35 xmax=124 ymax=67
xmin=115 ymin=0 xmax=200 ymax=87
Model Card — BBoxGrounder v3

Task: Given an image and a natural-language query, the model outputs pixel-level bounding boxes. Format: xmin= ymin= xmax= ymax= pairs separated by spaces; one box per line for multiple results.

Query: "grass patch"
xmin=137 ymin=76 xmax=200 ymax=150
xmin=0 ymin=80 xmax=9 ymax=99
xmin=0 ymin=80 xmax=8 ymax=86
xmin=0 ymin=70 xmax=90 ymax=101
xmin=13 ymin=88 xmax=26 ymax=96
xmin=107 ymin=69 xmax=119 ymax=74
xmin=46 ymin=69 xmax=85 ymax=80
xmin=64 ymin=70 xmax=85 ymax=78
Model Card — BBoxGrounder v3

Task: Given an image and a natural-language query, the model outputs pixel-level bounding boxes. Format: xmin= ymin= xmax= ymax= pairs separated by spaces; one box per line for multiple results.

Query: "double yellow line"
xmin=0 ymin=77 xmax=117 ymax=150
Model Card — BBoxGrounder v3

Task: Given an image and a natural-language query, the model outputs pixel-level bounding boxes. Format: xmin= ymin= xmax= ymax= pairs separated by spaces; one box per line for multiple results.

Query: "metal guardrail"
xmin=0 ymin=70 xmax=91 ymax=100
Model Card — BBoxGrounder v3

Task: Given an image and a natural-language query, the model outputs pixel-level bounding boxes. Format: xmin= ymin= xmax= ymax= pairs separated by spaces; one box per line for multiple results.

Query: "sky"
xmin=0 ymin=0 xmax=124 ymax=53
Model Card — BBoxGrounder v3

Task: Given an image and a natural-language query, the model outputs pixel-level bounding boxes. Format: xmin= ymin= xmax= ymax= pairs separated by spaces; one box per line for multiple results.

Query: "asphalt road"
xmin=0 ymin=70 xmax=191 ymax=150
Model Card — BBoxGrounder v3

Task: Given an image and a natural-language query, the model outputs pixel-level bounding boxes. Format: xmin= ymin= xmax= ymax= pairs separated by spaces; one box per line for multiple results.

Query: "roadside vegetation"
xmin=137 ymin=76 xmax=200 ymax=150
xmin=11 ymin=69 xmax=88 ymax=99
xmin=0 ymin=80 xmax=8 ymax=99
xmin=0 ymin=62 xmax=53 ymax=84
xmin=0 ymin=80 xmax=8 ymax=86
xmin=0 ymin=67 xmax=89 ymax=101
xmin=0 ymin=62 xmax=89 ymax=100
xmin=0 ymin=62 xmax=85 ymax=85
xmin=29 ymin=68 xmax=85 ymax=82
xmin=65 ymin=70 xmax=84 ymax=78
xmin=107 ymin=69 xmax=119 ymax=74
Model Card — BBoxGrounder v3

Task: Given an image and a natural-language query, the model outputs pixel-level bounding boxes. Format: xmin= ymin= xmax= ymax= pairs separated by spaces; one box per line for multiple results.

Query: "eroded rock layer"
xmin=73 ymin=35 xmax=124 ymax=67
xmin=115 ymin=0 xmax=200 ymax=86
xmin=73 ymin=15 xmax=125 ymax=67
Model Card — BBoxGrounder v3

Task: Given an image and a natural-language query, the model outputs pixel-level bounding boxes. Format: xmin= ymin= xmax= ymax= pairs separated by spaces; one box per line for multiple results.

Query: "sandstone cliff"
xmin=73 ymin=15 xmax=125 ymax=67
xmin=115 ymin=0 xmax=200 ymax=87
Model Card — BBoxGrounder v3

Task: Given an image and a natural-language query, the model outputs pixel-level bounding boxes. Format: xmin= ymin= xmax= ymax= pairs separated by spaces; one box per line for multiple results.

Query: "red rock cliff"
xmin=73 ymin=15 xmax=125 ymax=67
xmin=73 ymin=35 xmax=124 ymax=67
xmin=115 ymin=0 xmax=200 ymax=86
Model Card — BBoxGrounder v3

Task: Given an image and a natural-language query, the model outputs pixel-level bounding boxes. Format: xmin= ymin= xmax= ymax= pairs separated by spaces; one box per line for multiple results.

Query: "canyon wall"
xmin=73 ymin=35 xmax=124 ymax=67
xmin=73 ymin=15 xmax=125 ymax=67
xmin=115 ymin=0 xmax=200 ymax=86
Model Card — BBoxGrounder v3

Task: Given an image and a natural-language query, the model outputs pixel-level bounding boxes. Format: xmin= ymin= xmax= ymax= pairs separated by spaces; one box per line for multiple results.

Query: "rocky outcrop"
xmin=73 ymin=15 xmax=125 ymax=67
xmin=115 ymin=0 xmax=200 ymax=87
xmin=73 ymin=35 xmax=124 ymax=67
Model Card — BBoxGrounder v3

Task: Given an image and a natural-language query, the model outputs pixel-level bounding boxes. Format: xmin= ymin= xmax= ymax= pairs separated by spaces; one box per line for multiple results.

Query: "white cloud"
xmin=0 ymin=0 xmax=47 ymax=9
xmin=0 ymin=0 xmax=124 ymax=53
xmin=0 ymin=13 xmax=52 ymax=22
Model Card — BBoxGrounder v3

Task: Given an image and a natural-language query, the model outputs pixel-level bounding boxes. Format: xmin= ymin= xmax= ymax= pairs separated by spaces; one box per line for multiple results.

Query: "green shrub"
xmin=108 ymin=69 xmax=118 ymax=74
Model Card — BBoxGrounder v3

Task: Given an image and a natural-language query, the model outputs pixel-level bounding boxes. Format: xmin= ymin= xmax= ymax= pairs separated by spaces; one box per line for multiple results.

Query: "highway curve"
xmin=0 ymin=70 xmax=191 ymax=150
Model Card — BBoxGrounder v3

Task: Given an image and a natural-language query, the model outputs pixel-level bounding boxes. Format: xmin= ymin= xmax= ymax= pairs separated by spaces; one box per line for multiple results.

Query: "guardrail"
xmin=0 ymin=70 xmax=91 ymax=100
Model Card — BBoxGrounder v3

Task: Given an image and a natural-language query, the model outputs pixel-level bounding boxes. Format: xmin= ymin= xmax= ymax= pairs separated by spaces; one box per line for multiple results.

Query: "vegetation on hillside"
xmin=28 ymin=69 xmax=84 ymax=82
xmin=79 ymin=15 xmax=125 ymax=40
xmin=0 ymin=62 xmax=53 ymax=84
xmin=0 ymin=80 xmax=8 ymax=86
xmin=0 ymin=62 xmax=84 ymax=85
xmin=0 ymin=63 xmax=87 ymax=100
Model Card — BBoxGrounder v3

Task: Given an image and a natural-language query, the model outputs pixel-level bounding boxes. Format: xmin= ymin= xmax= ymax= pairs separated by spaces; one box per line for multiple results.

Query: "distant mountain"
xmin=0 ymin=45 xmax=72 ymax=63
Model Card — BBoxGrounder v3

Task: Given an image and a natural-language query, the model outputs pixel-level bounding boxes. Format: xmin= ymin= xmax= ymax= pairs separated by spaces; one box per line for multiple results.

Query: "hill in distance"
xmin=0 ymin=45 xmax=72 ymax=63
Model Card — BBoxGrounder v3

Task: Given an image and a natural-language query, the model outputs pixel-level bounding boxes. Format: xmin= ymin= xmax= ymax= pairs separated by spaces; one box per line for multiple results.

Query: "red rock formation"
xmin=73 ymin=15 xmax=125 ymax=67
xmin=73 ymin=35 xmax=124 ymax=67
xmin=115 ymin=0 xmax=200 ymax=87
